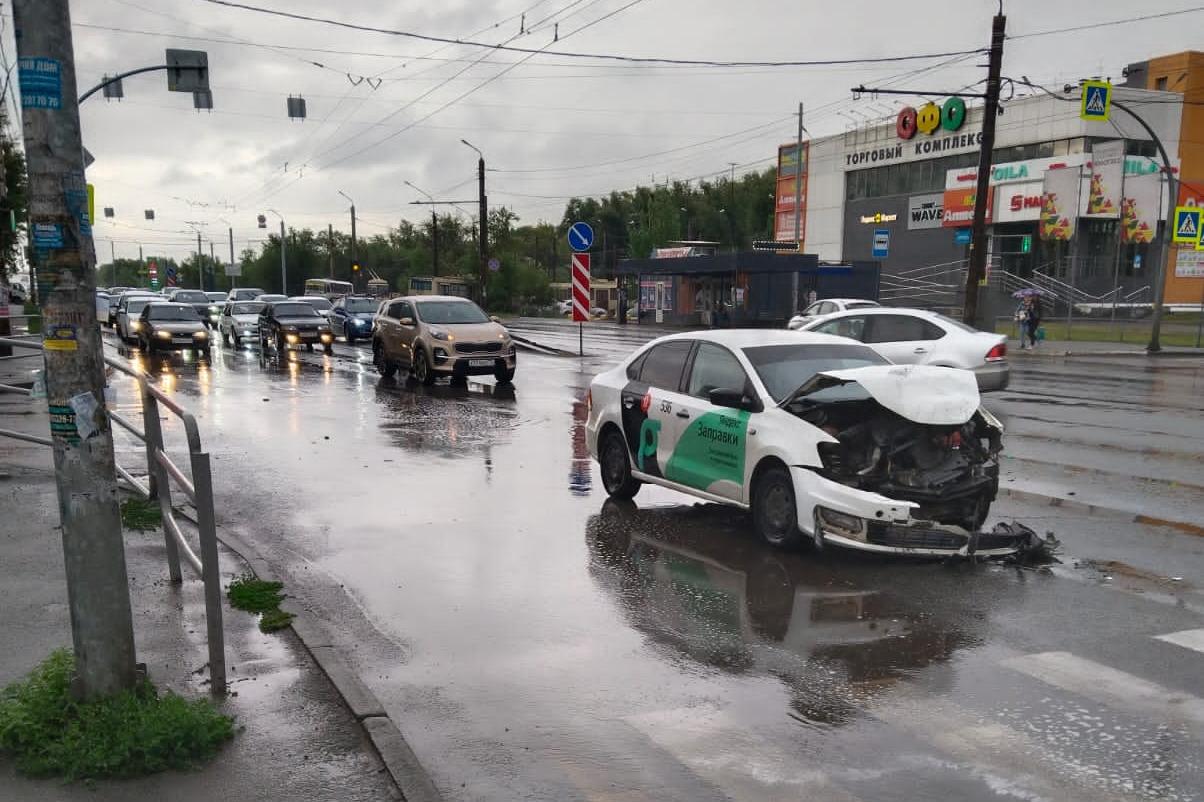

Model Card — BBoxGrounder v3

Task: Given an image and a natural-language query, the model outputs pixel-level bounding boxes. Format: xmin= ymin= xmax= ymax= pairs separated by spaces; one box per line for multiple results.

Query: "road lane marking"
xmin=1155 ymin=628 xmax=1204 ymax=655
xmin=1002 ymin=651 xmax=1204 ymax=733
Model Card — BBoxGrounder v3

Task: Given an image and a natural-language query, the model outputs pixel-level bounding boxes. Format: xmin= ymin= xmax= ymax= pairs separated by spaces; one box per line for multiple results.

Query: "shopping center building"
xmin=775 ymin=50 xmax=1203 ymax=305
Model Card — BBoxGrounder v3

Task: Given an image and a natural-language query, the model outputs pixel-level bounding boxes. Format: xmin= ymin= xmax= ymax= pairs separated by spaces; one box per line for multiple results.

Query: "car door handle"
xmin=913 ymin=347 xmax=929 ymax=354
xmin=676 ymin=410 xmax=690 ymax=419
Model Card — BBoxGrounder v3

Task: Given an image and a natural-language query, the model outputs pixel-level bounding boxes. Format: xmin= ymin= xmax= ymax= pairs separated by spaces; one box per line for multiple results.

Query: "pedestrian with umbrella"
xmin=1012 ymin=288 xmax=1043 ymax=349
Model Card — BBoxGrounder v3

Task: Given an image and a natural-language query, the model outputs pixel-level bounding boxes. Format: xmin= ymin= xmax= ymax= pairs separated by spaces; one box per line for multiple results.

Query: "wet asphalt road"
xmin=101 ymin=320 xmax=1204 ymax=801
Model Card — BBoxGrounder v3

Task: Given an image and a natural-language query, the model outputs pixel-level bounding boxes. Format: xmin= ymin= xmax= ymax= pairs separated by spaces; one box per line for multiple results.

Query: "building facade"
xmin=780 ymin=51 xmax=1203 ymax=305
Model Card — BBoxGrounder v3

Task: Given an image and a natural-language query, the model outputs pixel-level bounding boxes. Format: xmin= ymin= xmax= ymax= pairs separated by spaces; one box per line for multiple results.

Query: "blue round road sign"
xmin=567 ymin=221 xmax=594 ymax=252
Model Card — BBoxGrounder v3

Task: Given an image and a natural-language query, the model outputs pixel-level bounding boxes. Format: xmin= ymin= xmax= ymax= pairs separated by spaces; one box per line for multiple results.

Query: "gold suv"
xmin=372 ymin=295 xmax=516 ymax=385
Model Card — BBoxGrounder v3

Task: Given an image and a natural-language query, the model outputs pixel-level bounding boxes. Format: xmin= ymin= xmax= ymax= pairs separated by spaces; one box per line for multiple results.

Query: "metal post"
xmin=109 ymin=240 xmax=115 ymax=286
xmin=228 ymin=226 xmax=235 ymax=289
xmin=579 ymin=322 xmax=583 ymax=357
xmin=791 ymin=102 xmax=804 ymax=314
xmin=140 ymin=388 xmax=180 ymax=580
xmin=349 ymin=208 xmax=357 ymax=292
xmin=432 ymin=210 xmax=439 ymax=277
xmin=327 ymin=222 xmax=334 ymax=279
xmin=479 ymin=157 xmax=488 ymax=305
xmin=962 ymin=12 xmax=1006 ymax=327
xmin=1109 ymin=224 xmax=1124 ymax=339
xmin=190 ymin=450 xmax=226 ymax=696
xmin=12 ymin=0 xmax=138 ymax=698
xmin=279 ymin=219 xmax=287 ymax=295
xmin=196 ymin=229 xmax=203 ymax=291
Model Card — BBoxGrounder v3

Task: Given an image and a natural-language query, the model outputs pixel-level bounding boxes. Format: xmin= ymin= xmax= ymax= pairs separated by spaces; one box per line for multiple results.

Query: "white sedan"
xmin=587 ymin=330 xmax=1016 ymax=557
xmin=219 ymin=300 xmax=265 ymax=347
xmin=787 ymin=298 xmax=879 ymax=330
xmin=798 ymin=307 xmax=1009 ymax=392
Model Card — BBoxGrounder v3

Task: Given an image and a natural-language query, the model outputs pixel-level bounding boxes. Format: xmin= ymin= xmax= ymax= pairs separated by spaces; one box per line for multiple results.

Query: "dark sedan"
xmin=168 ymin=289 xmax=216 ymax=327
xmin=259 ymin=301 xmax=334 ymax=355
xmin=137 ymin=302 xmax=211 ymax=357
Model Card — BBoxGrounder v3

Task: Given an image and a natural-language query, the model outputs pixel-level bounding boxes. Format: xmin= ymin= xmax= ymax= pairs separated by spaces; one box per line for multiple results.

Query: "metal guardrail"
xmin=0 ymin=335 xmax=226 ymax=695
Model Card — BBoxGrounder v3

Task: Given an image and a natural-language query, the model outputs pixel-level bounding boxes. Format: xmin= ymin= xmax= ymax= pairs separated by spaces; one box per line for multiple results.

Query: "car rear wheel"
xmin=344 ymin=323 xmax=355 ymax=343
xmin=752 ymin=466 xmax=803 ymax=549
xmin=599 ymin=427 xmax=641 ymax=500
xmin=373 ymin=341 xmax=396 ymax=378
xmin=414 ymin=348 xmax=435 ymax=386
xmin=495 ymin=365 xmax=515 ymax=383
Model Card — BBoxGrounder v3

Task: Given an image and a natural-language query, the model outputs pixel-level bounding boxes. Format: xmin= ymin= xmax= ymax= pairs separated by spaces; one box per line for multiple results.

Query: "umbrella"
xmin=1011 ymin=288 xmax=1046 ymax=299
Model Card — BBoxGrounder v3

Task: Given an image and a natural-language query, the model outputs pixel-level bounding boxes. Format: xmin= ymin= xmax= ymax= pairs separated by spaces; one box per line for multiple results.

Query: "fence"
xmin=0 ymin=335 xmax=226 ymax=695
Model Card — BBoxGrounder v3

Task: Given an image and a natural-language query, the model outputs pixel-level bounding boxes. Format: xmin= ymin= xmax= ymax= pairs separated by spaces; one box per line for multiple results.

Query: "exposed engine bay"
xmin=790 ymin=397 xmax=1003 ymax=531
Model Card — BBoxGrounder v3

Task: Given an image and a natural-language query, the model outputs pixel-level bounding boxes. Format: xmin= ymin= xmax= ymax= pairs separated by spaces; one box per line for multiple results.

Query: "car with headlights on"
xmin=797 ymin=307 xmax=1009 ymax=392
xmin=328 ymin=295 xmax=377 ymax=343
xmin=203 ymin=292 xmax=227 ymax=327
xmin=137 ymin=302 xmax=211 ymax=357
xmin=258 ymin=300 xmax=334 ymax=354
xmin=166 ymin=289 xmax=215 ymax=327
xmin=587 ymin=330 xmax=1015 ymax=557
xmin=219 ymin=300 xmax=265 ymax=347
xmin=115 ymin=294 xmax=160 ymax=344
xmin=371 ymin=295 xmax=516 ymax=385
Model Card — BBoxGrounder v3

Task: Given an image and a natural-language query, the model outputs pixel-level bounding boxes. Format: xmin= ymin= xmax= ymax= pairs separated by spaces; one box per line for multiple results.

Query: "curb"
xmin=999 ymin=487 xmax=1204 ymax=538
xmin=187 ymin=517 xmax=445 ymax=802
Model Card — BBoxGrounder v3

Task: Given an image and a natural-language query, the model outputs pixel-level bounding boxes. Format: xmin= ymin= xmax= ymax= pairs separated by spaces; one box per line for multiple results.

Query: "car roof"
xmin=812 ymin=306 xmax=941 ymax=319
xmin=648 ymin=329 xmax=860 ymax=349
xmin=147 ymin=301 xmax=191 ymax=308
xmin=818 ymin=298 xmax=879 ymax=305
xmin=402 ymin=295 xmax=474 ymax=303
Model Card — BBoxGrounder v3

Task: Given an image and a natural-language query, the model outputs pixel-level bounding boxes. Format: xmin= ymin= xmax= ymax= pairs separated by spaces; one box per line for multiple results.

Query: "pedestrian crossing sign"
xmin=1173 ymin=206 xmax=1201 ymax=244
xmin=1080 ymin=81 xmax=1111 ymax=121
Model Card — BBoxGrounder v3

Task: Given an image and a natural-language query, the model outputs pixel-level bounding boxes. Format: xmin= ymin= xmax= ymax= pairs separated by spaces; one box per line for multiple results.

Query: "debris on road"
xmin=993 ymin=521 xmax=1062 ymax=565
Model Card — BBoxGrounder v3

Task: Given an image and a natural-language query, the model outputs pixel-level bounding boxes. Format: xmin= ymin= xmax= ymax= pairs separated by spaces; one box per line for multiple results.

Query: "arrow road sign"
xmin=567 ymin=221 xmax=594 ymax=252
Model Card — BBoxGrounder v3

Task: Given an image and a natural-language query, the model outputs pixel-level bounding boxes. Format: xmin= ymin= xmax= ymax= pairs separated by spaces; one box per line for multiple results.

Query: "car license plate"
xmin=468 ymin=358 xmax=493 ymax=367
xmin=173 ymin=337 xmax=191 ymax=344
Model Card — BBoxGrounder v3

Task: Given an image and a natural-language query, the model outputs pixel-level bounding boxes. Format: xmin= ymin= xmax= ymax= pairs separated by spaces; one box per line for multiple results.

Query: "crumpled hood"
xmin=796 ymin=364 xmax=980 ymax=425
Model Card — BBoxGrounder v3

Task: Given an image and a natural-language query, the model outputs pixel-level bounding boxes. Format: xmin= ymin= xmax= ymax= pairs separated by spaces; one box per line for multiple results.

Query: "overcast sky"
xmin=6 ymin=0 xmax=1201 ymax=263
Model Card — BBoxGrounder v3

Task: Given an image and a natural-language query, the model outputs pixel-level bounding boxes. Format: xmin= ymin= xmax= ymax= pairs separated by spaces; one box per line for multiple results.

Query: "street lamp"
xmin=262 ymin=209 xmax=286 ymax=294
xmin=461 ymin=139 xmax=488 ymax=304
xmin=337 ymin=190 xmax=358 ymax=286
xmin=406 ymin=181 xmax=441 ymax=277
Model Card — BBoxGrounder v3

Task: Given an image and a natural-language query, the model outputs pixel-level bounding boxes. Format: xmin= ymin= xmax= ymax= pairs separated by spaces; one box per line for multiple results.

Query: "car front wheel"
xmin=414 ymin=348 xmax=435 ymax=386
xmin=752 ymin=465 xmax=803 ymax=549
xmin=599 ymin=427 xmax=641 ymax=499
xmin=373 ymin=341 xmax=396 ymax=378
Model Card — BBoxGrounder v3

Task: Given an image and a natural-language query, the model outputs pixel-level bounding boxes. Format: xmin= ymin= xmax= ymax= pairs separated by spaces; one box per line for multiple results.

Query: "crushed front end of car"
xmin=783 ymin=365 xmax=1021 ymax=557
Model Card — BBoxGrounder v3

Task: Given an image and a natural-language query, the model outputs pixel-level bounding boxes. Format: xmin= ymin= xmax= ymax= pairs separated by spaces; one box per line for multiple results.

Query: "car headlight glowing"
xmin=194 ymin=330 xmax=208 ymax=339
xmin=130 ymin=321 xmax=141 ymax=331
xmin=320 ymin=333 xmax=333 ymax=342
xmin=156 ymin=330 xmax=171 ymax=339
xmin=285 ymin=333 xmax=299 ymax=344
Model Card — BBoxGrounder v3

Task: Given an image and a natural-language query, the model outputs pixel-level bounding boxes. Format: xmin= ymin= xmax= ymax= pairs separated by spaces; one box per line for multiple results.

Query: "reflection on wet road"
xmin=101 ymin=325 xmax=1204 ymax=801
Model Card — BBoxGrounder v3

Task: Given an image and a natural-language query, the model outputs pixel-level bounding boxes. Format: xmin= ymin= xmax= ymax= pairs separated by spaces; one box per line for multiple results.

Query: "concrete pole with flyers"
xmin=12 ymin=0 xmax=138 ymax=698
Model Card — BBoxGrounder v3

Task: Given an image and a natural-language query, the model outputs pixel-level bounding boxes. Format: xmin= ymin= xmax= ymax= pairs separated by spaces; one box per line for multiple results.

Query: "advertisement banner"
xmin=1120 ymin=172 xmax=1160 ymax=244
xmin=941 ymin=185 xmax=993 ymax=227
xmin=773 ymin=142 xmax=808 ymax=243
xmin=993 ymin=181 xmax=1044 ymax=223
xmin=907 ymin=193 xmax=944 ymax=229
xmin=1086 ymin=140 xmax=1124 ymax=217
xmin=1040 ymin=167 xmax=1080 ymax=241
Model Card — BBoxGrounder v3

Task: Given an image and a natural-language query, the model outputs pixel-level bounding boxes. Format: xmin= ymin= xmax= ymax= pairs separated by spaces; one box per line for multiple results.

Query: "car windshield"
xmin=273 ymin=303 xmax=319 ymax=318
xmin=257 ymin=295 xmax=287 ymax=302
xmin=126 ymin=299 xmax=153 ymax=314
xmin=148 ymin=305 xmax=200 ymax=321
xmin=743 ymin=343 xmax=888 ymax=402
xmin=231 ymin=302 xmax=264 ymax=315
xmin=234 ymin=289 xmax=264 ymax=299
xmin=172 ymin=291 xmax=207 ymax=303
xmin=206 ymin=293 xmax=226 ymax=302
xmin=302 ymin=297 xmax=332 ymax=311
xmin=344 ymin=298 xmax=377 ymax=313
xmin=416 ymin=300 xmax=488 ymax=324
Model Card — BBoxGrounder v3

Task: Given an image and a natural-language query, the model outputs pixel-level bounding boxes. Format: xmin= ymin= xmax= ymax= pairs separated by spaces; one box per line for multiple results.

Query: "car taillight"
xmin=640 ymin=391 xmax=652 ymax=414
xmin=985 ymin=342 xmax=1007 ymax=362
xmin=586 ymin=389 xmax=592 ymax=412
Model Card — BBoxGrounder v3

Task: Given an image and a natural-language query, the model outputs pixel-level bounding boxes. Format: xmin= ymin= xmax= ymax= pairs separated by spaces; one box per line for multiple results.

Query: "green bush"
xmin=0 ymin=649 xmax=233 ymax=780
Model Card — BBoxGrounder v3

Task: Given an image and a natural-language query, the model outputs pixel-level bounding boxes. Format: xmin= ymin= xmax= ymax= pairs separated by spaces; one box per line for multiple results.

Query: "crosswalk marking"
xmin=1002 ymin=651 xmax=1204 ymax=732
xmin=1155 ymin=628 xmax=1204 ymax=655
xmin=625 ymin=705 xmax=863 ymax=802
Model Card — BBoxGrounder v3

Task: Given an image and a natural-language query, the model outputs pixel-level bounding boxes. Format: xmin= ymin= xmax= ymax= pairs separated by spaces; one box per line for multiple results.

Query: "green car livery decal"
xmin=665 ymin=409 xmax=750 ymax=492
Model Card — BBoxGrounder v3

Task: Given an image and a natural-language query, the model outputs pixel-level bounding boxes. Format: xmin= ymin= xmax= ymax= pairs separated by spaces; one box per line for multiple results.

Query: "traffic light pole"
xmin=12 ymin=0 xmax=138 ymax=699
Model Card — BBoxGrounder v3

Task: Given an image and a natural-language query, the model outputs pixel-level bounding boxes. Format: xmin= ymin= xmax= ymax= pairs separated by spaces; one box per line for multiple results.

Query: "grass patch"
xmin=0 ymin=649 xmax=233 ymax=780
xmin=120 ymin=498 xmax=162 ymax=531
xmin=996 ymin=320 xmax=1203 ymax=348
xmin=23 ymin=303 xmax=41 ymax=334
xmin=226 ymin=574 xmax=294 ymax=633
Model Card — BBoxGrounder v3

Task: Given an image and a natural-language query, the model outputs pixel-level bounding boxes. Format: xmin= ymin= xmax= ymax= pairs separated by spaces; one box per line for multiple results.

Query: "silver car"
xmin=115 ymin=294 xmax=160 ymax=343
xmin=219 ymin=300 xmax=265 ymax=347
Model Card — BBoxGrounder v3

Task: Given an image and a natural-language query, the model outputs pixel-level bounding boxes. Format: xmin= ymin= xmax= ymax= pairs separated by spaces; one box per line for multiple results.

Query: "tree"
xmin=0 ymin=110 xmax=28 ymax=284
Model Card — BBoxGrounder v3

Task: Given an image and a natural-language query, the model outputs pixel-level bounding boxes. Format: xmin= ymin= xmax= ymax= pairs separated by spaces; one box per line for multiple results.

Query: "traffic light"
xmin=1020 ymin=234 xmax=1032 ymax=253
xmin=352 ymin=262 xmax=361 ymax=273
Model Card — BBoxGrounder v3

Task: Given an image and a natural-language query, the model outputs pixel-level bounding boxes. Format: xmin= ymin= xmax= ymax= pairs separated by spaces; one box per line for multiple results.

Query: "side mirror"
xmin=708 ymin=387 xmax=757 ymax=411
xmin=399 ymin=317 xmax=415 ymax=326
xmin=490 ymin=315 xmax=500 ymax=323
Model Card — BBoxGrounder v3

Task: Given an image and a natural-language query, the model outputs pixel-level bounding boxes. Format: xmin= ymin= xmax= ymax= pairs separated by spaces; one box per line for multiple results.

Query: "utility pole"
xmin=280 ymin=219 xmax=287 ymax=294
xmin=339 ymin=190 xmax=357 ymax=292
xmin=961 ymin=11 xmax=1006 ymax=326
xmin=432 ymin=210 xmax=439 ymax=277
xmin=791 ymin=102 xmax=805 ymax=313
xmin=195 ymin=229 xmax=204 ymax=291
xmin=227 ymin=226 xmax=235 ymax=289
xmin=462 ymin=139 xmax=488 ymax=306
xmin=327 ymin=222 xmax=334 ymax=279
xmin=12 ymin=0 xmax=138 ymax=698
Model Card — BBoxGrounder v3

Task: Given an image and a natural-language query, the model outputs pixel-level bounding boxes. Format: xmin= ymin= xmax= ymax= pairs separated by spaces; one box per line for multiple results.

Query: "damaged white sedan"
xmin=587 ymin=330 xmax=1020 ymax=557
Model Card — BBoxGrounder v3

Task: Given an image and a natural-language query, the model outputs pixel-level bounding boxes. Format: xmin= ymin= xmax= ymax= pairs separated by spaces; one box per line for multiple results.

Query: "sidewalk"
xmin=1004 ymin=337 xmax=1204 ymax=358
xmin=0 ymin=358 xmax=401 ymax=801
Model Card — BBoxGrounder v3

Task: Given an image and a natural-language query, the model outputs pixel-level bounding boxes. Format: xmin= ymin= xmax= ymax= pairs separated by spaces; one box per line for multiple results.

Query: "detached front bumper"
xmin=791 ymin=466 xmax=1019 ymax=557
